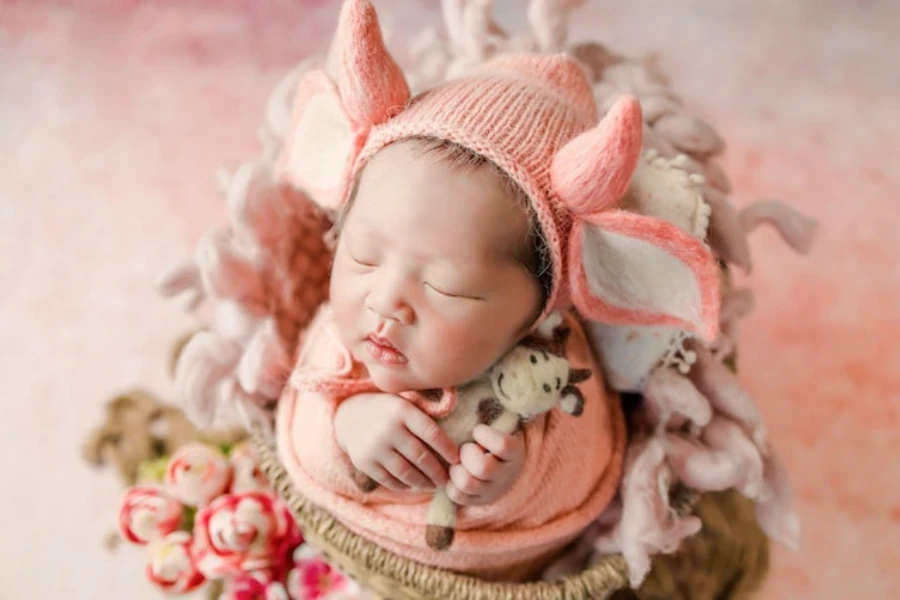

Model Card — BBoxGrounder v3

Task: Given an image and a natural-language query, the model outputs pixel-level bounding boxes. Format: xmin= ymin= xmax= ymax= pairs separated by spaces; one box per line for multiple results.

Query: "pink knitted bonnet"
xmin=277 ymin=0 xmax=720 ymax=339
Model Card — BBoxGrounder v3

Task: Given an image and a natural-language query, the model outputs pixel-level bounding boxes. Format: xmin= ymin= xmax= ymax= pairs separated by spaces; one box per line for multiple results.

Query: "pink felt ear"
xmin=568 ymin=210 xmax=721 ymax=341
xmin=550 ymin=95 xmax=643 ymax=217
xmin=276 ymin=70 xmax=367 ymax=211
xmin=334 ymin=0 xmax=410 ymax=128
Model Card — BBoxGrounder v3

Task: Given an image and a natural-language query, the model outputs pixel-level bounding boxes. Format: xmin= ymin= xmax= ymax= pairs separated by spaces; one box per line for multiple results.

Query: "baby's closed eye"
xmin=424 ymin=282 xmax=485 ymax=301
xmin=352 ymin=255 xmax=377 ymax=268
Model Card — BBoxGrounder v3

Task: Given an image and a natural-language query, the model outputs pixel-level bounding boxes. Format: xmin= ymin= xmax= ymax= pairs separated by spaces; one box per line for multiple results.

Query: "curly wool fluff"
xmin=157 ymin=156 xmax=333 ymax=430
xmin=159 ymin=0 xmax=818 ymax=587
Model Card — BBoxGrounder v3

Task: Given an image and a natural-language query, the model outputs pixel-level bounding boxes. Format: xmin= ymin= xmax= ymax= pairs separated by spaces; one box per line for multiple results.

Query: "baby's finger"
xmin=473 ymin=425 xmax=522 ymax=462
xmin=460 ymin=442 xmax=499 ymax=481
xmin=449 ymin=463 xmax=485 ymax=496
xmin=446 ymin=482 xmax=482 ymax=507
xmin=382 ymin=451 xmax=431 ymax=490
xmin=366 ymin=463 xmax=406 ymax=491
xmin=395 ymin=433 xmax=447 ymax=488
xmin=404 ymin=409 xmax=459 ymax=464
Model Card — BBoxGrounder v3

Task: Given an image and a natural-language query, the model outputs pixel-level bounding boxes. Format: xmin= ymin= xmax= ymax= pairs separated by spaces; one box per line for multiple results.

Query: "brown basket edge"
xmin=251 ymin=427 xmax=695 ymax=600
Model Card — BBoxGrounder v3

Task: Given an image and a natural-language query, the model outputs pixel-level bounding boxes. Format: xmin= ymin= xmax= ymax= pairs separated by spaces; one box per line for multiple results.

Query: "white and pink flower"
xmin=219 ymin=574 xmax=290 ymax=600
xmin=285 ymin=545 xmax=361 ymax=600
xmin=118 ymin=484 xmax=184 ymax=545
xmin=164 ymin=443 xmax=233 ymax=507
xmin=230 ymin=442 xmax=271 ymax=494
xmin=193 ymin=491 xmax=302 ymax=578
xmin=145 ymin=531 xmax=206 ymax=594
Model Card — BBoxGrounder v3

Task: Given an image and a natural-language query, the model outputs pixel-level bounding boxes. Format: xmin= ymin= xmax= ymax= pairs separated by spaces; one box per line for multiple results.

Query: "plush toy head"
xmin=277 ymin=0 xmax=722 ymax=341
xmin=490 ymin=346 xmax=571 ymax=417
xmin=488 ymin=313 xmax=593 ymax=419
xmin=489 ymin=346 xmax=593 ymax=418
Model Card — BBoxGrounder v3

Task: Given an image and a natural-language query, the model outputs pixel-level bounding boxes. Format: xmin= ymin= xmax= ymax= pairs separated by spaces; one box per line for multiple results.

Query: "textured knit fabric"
xmin=276 ymin=305 xmax=626 ymax=580
xmin=352 ymin=53 xmax=618 ymax=324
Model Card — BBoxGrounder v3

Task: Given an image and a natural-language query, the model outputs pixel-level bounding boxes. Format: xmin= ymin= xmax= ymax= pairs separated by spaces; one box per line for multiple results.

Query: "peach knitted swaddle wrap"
xmin=276 ymin=306 xmax=625 ymax=580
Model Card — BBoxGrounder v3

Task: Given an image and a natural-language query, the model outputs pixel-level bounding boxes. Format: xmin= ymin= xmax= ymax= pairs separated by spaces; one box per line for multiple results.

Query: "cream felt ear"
xmin=553 ymin=95 xmax=720 ymax=342
xmin=275 ymin=70 xmax=366 ymax=211
xmin=276 ymin=0 xmax=411 ymax=210
xmin=584 ymin=150 xmax=719 ymax=390
xmin=568 ymin=209 xmax=720 ymax=342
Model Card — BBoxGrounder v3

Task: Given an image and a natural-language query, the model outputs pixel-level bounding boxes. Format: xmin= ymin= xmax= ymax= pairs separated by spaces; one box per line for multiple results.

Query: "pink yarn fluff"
xmin=157 ymin=155 xmax=332 ymax=429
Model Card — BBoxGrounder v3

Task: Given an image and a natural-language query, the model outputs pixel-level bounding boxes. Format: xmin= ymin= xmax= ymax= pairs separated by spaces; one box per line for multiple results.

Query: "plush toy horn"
xmin=334 ymin=0 xmax=410 ymax=128
xmin=553 ymin=96 xmax=721 ymax=341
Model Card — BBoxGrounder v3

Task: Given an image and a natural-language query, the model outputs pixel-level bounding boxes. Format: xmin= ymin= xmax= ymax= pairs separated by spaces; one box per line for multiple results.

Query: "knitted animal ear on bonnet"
xmin=276 ymin=0 xmax=409 ymax=210
xmin=277 ymin=0 xmax=720 ymax=341
xmin=551 ymin=98 xmax=720 ymax=340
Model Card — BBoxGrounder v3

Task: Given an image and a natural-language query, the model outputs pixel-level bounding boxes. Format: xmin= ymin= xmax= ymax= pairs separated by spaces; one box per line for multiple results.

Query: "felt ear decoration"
xmin=568 ymin=211 xmax=720 ymax=341
xmin=276 ymin=70 xmax=366 ymax=211
xmin=553 ymin=97 xmax=720 ymax=341
xmin=277 ymin=0 xmax=410 ymax=210
xmin=583 ymin=150 xmax=719 ymax=391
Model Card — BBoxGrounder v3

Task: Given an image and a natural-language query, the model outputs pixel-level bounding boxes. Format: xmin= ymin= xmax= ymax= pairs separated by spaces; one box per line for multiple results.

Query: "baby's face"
xmin=330 ymin=142 xmax=542 ymax=393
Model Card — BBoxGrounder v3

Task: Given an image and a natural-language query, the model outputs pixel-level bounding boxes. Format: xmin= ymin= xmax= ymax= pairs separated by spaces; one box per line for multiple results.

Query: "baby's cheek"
xmin=330 ymin=270 xmax=364 ymax=335
xmin=418 ymin=316 xmax=506 ymax=383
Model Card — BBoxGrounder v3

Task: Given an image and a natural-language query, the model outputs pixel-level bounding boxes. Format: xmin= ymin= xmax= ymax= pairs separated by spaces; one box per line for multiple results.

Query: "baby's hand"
xmin=446 ymin=425 xmax=525 ymax=506
xmin=334 ymin=393 xmax=459 ymax=492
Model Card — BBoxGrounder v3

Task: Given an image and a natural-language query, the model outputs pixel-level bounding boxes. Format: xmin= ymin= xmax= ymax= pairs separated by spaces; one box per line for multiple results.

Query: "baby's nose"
xmin=367 ymin=287 xmax=414 ymax=325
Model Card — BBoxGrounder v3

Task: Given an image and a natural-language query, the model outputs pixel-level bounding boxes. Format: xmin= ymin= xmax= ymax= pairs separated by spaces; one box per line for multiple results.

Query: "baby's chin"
xmin=365 ymin=363 xmax=423 ymax=394
xmin=367 ymin=361 xmax=481 ymax=393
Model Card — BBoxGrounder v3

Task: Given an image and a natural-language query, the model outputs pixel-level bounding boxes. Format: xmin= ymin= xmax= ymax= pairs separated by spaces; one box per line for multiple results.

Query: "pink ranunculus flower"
xmin=146 ymin=531 xmax=206 ymax=594
xmin=285 ymin=545 xmax=362 ymax=600
xmin=118 ymin=484 xmax=184 ymax=545
xmin=164 ymin=443 xmax=233 ymax=507
xmin=230 ymin=442 xmax=271 ymax=494
xmin=219 ymin=574 xmax=290 ymax=600
xmin=193 ymin=491 xmax=302 ymax=578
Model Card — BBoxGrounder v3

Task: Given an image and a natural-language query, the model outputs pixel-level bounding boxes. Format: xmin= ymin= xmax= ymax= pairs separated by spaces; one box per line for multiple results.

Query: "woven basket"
xmin=253 ymin=427 xmax=767 ymax=600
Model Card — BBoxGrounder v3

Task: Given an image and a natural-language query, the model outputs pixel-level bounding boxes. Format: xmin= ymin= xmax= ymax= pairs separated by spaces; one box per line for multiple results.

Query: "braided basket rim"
xmin=252 ymin=427 xmax=697 ymax=600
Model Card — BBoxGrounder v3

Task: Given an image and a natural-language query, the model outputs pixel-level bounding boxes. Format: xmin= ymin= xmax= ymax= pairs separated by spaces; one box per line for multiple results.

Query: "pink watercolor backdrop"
xmin=1 ymin=1 xmax=898 ymax=598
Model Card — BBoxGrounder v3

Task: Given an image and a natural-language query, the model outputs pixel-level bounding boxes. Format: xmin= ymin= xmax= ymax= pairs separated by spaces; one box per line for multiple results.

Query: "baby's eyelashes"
xmin=347 ymin=249 xmax=378 ymax=268
xmin=424 ymin=282 xmax=485 ymax=302
xmin=353 ymin=256 xmax=377 ymax=268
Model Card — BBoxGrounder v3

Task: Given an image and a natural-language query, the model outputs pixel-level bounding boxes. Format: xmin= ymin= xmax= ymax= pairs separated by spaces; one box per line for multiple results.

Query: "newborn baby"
xmin=274 ymin=0 xmax=719 ymax=582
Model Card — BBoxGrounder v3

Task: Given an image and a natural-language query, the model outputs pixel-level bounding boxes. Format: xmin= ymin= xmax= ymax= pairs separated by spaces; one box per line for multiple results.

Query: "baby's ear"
xmin=276 ymin=0 xmax=410 ymax=210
